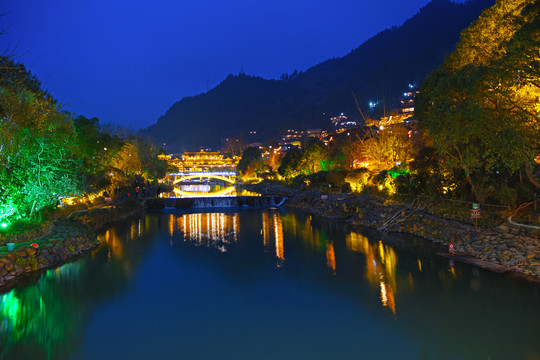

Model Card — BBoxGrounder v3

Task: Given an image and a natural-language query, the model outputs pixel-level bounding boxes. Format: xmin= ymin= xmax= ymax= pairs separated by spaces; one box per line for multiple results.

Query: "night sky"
xmin=1 ymin=0 xmax=434 ymax=130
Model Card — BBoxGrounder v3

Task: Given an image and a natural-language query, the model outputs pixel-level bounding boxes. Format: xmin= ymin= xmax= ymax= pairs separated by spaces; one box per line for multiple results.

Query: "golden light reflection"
xmin=168 ymin=214 xmax=175 ymax=238
xmin=448 ymin=260 xmax=456 ymax=277
xmin=273 ymin=213 xmax=285 ymax=262
xmin=346 ymin=232 xmax=398 ymax=314
xmin=168 ymin=184 xmax=261 ymax=198
xmin=172 ymin=185 xmax=236 ymax=197
xmin=281 ymin=214 xmax=327 ymax=253
xmin=261 ymin=212 xmax=285 ymax=264
xmin=379 ymin=281 xmax=396 ymax=314
xmin=279 ymin=213 xmax=338 ymax=272
xmin=130 ymin=221 xmax=136 ymax=240
xmin=172 ymin=212 xmax=240 ymax=249
xmin=326 ymin=241 xmax=336 ymax=275
xmin=262 ymin=212 xmax=270 ymax=246
xmin=98 ymin=228 xmax=124 ymax=260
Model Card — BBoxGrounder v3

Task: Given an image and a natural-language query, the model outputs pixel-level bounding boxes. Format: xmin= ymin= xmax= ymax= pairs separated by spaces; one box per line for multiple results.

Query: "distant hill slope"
xmin=141 ymin=0 xmax=494 ymax=150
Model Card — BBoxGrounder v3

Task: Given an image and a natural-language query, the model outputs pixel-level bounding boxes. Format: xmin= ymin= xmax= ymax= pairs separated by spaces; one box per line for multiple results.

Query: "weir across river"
xmin=146 ymin=195 xmax=287 ymax=209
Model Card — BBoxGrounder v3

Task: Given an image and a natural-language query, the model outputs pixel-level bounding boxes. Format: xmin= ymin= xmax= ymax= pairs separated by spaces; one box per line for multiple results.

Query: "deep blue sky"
xmin=1 ymin=0 xmax=434 ymax=130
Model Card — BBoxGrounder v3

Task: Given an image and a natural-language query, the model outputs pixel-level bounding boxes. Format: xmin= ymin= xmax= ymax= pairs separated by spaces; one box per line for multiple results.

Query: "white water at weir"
xmin=191 ymin=196 xmax=287 ymax=208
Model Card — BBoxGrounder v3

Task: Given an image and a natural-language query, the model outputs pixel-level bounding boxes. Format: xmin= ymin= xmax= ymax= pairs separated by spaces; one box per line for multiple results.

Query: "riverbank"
xmin=0 ymin=199 xmax=145 ymax=292
xmin=256 ymin=184 xmax=540 ymax=280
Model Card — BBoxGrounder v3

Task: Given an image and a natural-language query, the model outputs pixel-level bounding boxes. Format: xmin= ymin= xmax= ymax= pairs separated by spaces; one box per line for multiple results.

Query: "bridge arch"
xmin=169 ymin=172 xmax=236 ymax=185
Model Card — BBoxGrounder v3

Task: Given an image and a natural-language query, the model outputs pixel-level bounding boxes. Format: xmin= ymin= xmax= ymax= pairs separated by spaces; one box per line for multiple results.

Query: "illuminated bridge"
xmin=159 ymin=151 xmax=239 ymax=193
xmin=168 ymin=171 xmax=237 ymax=185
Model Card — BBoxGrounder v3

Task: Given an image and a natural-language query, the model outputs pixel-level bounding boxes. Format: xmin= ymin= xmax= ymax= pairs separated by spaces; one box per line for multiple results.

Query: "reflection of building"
xmin=100 ymin=228 xmax=124 ymax=260
xmin=273 ymin=213 xmax=284 ymax=262
xmin=261 ymin=211 xmax=285 ymax=264
xmin=326 ymin=242 xmax=336 ymax=275
xmin=97 ymin=218 xmax=144 ymax=260
xmin=346 ymin=232 xmax=397 ymax=314
xmin=168 ymin=213 xmax=240 ymax=248
xmin=172 ymin=185 xmax=236 ymax=197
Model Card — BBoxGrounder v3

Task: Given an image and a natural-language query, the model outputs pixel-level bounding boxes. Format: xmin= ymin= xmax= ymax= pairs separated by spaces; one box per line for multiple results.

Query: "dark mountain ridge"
xmin=141 ymin=0 xmax=494 ymax=151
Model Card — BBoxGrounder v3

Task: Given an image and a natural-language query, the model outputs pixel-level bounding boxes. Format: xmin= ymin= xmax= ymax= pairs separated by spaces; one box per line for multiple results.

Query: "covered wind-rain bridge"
xmin=169 ymin=171 xmax=236 ymax=185
xmin=160 ymin=151 xmax=239 ymax=185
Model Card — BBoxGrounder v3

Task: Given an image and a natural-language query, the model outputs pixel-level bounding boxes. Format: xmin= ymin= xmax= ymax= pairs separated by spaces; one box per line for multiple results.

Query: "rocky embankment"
xmin=284 ymin=190 xmax=540 ymax=280
xmin=0 ymin=200 xmax=144 ymax=291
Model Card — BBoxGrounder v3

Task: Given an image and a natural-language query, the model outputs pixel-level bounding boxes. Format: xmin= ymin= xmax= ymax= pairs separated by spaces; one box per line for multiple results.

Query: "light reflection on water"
xmin=172 ymin=212 xmax=240 ymax=247
xmin=0 ymin=209 xmax=539 ymax=360
xmin=346 ymin=232 xmax=397 ymax=314
xmin=165 ymin=185 xmax=260 ymax=198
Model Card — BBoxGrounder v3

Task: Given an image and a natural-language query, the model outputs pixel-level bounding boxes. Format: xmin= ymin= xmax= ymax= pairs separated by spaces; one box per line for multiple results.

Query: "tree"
xmin=416 ymin=0 xmax=540 ymax=199
xmin=340 ymin=133 xmax=366 ymax=169
xmin=0 ymin=57 xmax=83 ymax=222
xmin=110 ymin=137 xmax=167 ymax=185
xmin=361 ymin=127 xmax=413 ymax=173
xmin=237 ymin=147 xmax=263 ymax=175
xmin=300 ymin=139 xmax=330 ymax=174
xmin=278 ymin=147 xmax=302 ymax=178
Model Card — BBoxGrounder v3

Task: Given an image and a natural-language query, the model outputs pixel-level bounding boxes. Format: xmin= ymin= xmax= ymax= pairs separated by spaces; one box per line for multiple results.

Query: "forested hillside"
xmin=142 ymin=0 xmax=493 ymax=150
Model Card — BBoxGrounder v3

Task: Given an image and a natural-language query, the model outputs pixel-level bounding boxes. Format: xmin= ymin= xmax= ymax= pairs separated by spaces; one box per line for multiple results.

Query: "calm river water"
xmin=1 ymin=208 xmax=539 ymax=360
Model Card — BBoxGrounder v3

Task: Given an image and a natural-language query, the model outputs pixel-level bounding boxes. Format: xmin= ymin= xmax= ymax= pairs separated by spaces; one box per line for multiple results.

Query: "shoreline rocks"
xmin=0 ymin=200 xmax=144 ymax=292
xmin=284 ymin=190 xmax=540 ymax=281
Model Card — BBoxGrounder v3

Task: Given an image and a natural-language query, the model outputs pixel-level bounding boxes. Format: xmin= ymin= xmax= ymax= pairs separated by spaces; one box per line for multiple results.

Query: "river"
xmin=1 ymin=208 xmax=539 ymax=359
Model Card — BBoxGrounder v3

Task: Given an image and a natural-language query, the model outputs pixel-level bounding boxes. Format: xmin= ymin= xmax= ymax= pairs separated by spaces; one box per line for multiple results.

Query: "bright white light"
xmin=181 ymin=185 xmax=211 ymax=192
xmin=168 ymin=171 xmax=236 ymax=176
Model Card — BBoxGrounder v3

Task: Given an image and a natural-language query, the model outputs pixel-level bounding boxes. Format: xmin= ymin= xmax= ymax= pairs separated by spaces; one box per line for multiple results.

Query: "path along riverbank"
xmin=264 ymin=186 xmax=540 ymax=281
xmin=0 ymin=199 xmax=144 ymax=292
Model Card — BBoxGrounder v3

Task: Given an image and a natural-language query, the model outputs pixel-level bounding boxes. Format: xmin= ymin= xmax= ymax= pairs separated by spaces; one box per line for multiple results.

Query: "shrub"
xmin=495 ymin=186 xmax=518 ymax=207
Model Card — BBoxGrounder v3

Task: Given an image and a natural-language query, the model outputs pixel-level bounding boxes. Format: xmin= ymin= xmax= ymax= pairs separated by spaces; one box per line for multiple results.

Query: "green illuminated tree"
xmin=0 ymin=57 xmax=83 ymax=221
xmin=300 ymin=139 xmax=329 ymax=174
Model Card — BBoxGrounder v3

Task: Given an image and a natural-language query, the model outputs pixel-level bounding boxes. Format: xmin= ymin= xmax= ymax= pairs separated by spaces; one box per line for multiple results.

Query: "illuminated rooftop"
xmin=166 ymin=151 xmax=238 ymax=173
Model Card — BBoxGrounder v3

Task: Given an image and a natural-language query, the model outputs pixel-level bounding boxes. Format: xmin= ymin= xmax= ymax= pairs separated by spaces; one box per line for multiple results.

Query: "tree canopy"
xmin=416 ymin=0 xmax=540 ymax=199
xmin=0 ymin=56 xmax=167 ymax=226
